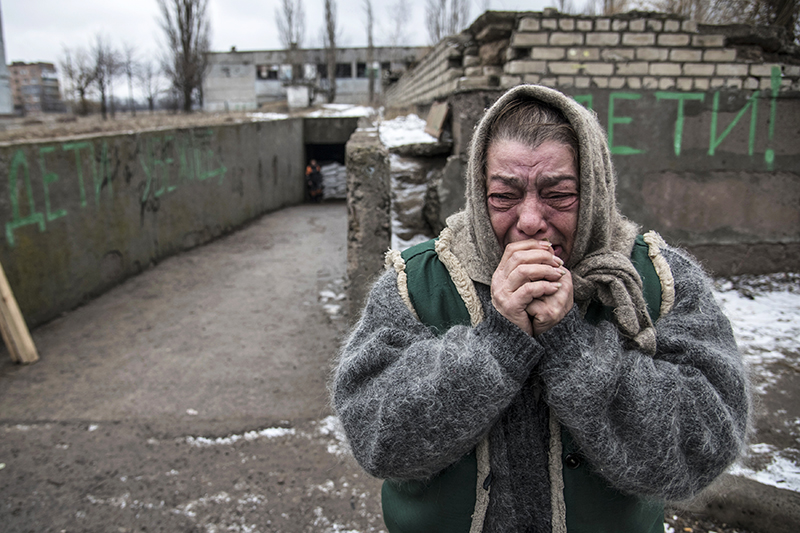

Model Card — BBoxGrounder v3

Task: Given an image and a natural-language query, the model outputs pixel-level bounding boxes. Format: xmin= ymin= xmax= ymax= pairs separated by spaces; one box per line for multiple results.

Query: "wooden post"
xmin=0 ymin=261 xmax=38 ymax=364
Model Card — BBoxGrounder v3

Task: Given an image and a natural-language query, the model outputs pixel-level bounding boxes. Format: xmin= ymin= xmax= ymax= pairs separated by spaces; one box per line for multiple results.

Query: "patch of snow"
xmin=247 ymin=112 xmax=289 ymax=121
xmin=185 ymin=427 xmax=296 ymax=447
xmin=379 ymin=114 xmax=437 ymax=147
xmin=729 ymin=443 xmax=800 ymax=492
xmin=316 ymin=415 xmax=351 ymax=457
xmin=713 ymin=276 xmax=800 ymax=395
xmin=306 ymin=104 xmax=375 ymax=118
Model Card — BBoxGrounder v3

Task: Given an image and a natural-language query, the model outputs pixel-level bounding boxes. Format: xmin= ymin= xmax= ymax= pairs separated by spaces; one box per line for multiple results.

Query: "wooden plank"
xmin=0 ymin=262 xmax=39 ymax=364
xmin=424 ymin=101 xmax=450 ymax=139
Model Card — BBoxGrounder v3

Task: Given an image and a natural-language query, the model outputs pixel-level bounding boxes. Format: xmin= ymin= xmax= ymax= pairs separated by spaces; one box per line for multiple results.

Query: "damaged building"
xmin=203 ymin=45 xmax=430 ymax=111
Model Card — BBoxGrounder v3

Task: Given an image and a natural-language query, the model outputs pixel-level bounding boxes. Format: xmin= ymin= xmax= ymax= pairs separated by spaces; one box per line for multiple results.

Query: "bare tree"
xmin=275 ymin=0 xmax=306 ymax=48
xmin=275 ymin=0 xmax=306 ymax=82
xmin=384 ymin=0 xmax=410 ymax=46
xmin=122 ymin=42 xmax=138 ymax=116
xmin=583 ymin=0 xmax=629 ymax=15
xmin=324 ymin=0 xmax=338 ymax=103
xmin=708 ymin=0 xmax=798 ymax=41
xmin=158 ymin=0 xmax=211 ymax=112
xmin=364 ymin=0 xmax=375 ymax=104
xmin=425 ymin=0 xmax=471 ymax=45
xmin=138 ymin=60 xmax=162 ymax=113
xmin=60 ymin=46 xmax=96 ymax=116
xmin=92 ymin=34 xmax=118 ymax=120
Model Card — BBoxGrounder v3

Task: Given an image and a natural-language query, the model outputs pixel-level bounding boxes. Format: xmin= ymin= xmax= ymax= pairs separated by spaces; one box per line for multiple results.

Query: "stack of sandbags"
xmin=322 ymin=163 xmax=347 ymax=199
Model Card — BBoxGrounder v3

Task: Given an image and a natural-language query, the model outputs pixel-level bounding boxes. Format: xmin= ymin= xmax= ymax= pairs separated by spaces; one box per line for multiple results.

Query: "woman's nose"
xmin=516 ymin=196 xmax=548 ymax=237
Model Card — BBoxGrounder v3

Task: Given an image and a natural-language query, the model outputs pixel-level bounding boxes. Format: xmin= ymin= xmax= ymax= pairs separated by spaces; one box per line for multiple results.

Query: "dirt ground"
xmin=0 ymin=202 xmax=386 ymax=533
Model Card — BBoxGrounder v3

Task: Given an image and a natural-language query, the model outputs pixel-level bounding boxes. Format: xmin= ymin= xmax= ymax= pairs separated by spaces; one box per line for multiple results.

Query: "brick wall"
xmin=385 ymin=9 xmax=800 ymax=108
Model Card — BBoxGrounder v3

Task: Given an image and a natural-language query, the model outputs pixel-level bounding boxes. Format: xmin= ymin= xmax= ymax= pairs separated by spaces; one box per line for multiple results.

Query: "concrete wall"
xmin=0 ymin=118 xmax=307 ymax=327
xmin=379 ymin=10 xmax=800 ymax=276
xmin=345 ymin=127 xmax=390 ymax=317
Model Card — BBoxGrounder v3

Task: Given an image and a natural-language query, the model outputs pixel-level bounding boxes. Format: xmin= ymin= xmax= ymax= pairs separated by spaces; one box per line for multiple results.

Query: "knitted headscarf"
xmin=446 ymin=84 xmax=656 ymax=354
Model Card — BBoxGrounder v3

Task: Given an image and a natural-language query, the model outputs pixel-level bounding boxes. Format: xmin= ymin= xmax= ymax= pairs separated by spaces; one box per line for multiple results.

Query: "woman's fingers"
xmin=492 ymin=240 xmax=566 ymax=335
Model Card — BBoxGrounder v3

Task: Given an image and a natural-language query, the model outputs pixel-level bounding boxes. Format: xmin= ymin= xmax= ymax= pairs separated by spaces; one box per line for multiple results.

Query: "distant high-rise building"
xmin=0 ymin=1 xmax=13 ymax=115
xmin=8 ymin=62 xmax=65 ymax=114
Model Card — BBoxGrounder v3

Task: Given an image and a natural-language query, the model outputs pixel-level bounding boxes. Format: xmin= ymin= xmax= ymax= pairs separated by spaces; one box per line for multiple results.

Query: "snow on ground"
xmin=247 ymin=112 xmax=289 ymax=121
xmin=379 ymin=114 xmax=438 ymax=148
xmin=713 ymin=274 xmax=800 ymax=492
xmin=305 ymin=104 xmax=375 ymax=118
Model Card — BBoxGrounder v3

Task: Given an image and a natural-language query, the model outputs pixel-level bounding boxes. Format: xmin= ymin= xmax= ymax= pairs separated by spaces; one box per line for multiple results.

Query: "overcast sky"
xmin=2 ymin=0 xmax=581 ymax=66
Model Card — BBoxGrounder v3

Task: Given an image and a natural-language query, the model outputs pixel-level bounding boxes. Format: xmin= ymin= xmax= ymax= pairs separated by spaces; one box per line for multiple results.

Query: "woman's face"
xmin=486 ymin=139 xmax=580 ymax=263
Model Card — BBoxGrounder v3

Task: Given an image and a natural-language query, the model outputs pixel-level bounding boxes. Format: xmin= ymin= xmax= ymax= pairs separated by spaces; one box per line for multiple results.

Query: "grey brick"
xmin=550 ymin=33 xmax=584 ymax=46
xmin=592 ymin=76 xmax=610 ymax=88
xmin=523 ymin=74 xmax=542 ymax=84
xmin=612 ymin=19 xmax=628 ymax=31
xmin=682 ymin=20 xmax=698 ymax=32
xmin=692 ymin=34 xmax=725 ymax=47
xmin=622 ymin=33 xmax=656 ymax=46
xmin=616 ymin=62 xmax=649 ymax=75
xmin=647 ymin=19 xmax=663 ymax=32
xmin=629 ymin=19 xmax=646 ymax=31
xmin=659 ymin=77 xmax=677 ymax=90
xmin=664 ymin=19 xmax=681 ymax=32
xmin=637 ymin=47 xmax=669 ymax=61
xmin=532 ymin=47 xmax=566 ymax=60
xmin=586 ymin=32 xmax=620 ymax=46
xmin=584 ymin=63 xmax=614 ymax=76
xmin=518 ymin=17 xmax=541 ymax=32
xmin=560 ymin=18 xmax=575 ymax=31
xmin=557 ymin=75 xmax=575 ymax=87
xmin=576 ymin=76 xmax=591 ymax=88
xmin=577 ymin=19 xmax=593 ymax=31
xmin=512 ymin=33 xmax=548 ymax=47
xmin=542 ymin=18 xmax=558 ymax=30
xmin=549 ymin=61 xmax=582 ymax=75
xmin=567 ymin=47 xmax=601 ymax=61
xmin=676 ymin=77 xmax=693 ymax=91
xmin=501 ymin=75 xmax=523 ymax=88
xmin=694 ymin=78 xmax=710 ymax=90
xmin=657 ymin=33 xmax=691 ymax=46
xmin=704 ymin=49 xmax=737 ymax=62
xmin=464 ymin=66 xmax=483 ymax=76
xmin=505 ymin=60 xmax=547 ymax=75
xmin=716 ymin=63 xmax=749 ymax=77
xmin=670 ymin=49 xmax=703 ymax=62
xmin=595 ymin=18 xmax=610 ymax=31
xmin=602 ymin=48 xmax=635 ymax=61
xmin=683 ymin=63 xmax=715 ymax=76
xmin=744 ymin=77 xmax=759 ymax=90
xmin=643 ymin=76 xmax=659 ymax=89
xmin=627 ymin=76 xmax=642 ymax=89
xmin=463 ymin=55 xmax=480 ymax=67
xmin=650 ymin=63 xmax=682 ymax=76
xmin=609 ymin=76 xmax=626 ymax=89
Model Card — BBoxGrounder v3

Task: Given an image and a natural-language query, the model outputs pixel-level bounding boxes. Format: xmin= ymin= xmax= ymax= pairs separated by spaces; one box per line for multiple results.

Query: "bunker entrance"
xmin=305 ymin=143 xmax=347 ymax=200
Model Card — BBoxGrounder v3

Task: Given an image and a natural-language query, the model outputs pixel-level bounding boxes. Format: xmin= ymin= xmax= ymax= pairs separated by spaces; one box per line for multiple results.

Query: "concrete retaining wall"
xmin=0 ymin=118 xmax=307 ymax=327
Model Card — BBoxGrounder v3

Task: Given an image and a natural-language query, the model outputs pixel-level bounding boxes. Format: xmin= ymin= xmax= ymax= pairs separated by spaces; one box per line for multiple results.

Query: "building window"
xmin=256 ymin=65 xmax=279 ymax=80
xmin=335 ymin=63 xmax=352 ymax=79
xmin=357 ymin=63 xmax=367 ymax=78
